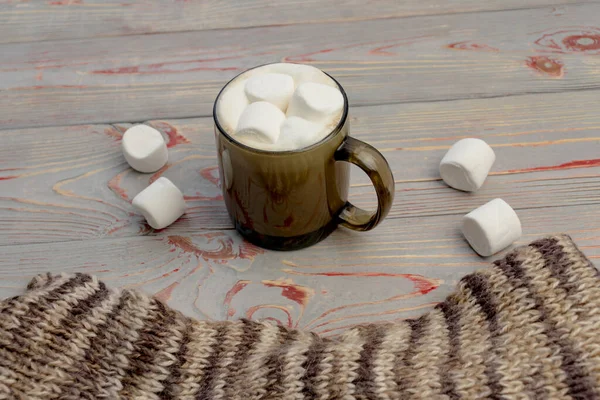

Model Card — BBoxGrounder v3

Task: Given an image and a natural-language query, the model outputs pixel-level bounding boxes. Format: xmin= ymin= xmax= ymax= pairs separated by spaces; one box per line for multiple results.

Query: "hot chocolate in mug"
xmin=213 ymin=63 xmax=394 ymax=250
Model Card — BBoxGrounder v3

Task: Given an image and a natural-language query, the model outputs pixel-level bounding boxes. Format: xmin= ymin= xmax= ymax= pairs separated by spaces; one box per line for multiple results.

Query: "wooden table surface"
xmin=1 ymin=1 xmax=599 ymax=336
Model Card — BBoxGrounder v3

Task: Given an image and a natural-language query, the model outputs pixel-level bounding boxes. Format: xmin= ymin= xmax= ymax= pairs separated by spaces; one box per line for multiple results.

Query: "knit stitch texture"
xmin=1 ymin=234 xmax=599 ymax=399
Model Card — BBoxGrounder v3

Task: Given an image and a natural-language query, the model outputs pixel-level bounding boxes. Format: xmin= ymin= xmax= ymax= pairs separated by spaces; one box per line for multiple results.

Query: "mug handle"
xmin=334 ymin=136 xmax=395 ymax=231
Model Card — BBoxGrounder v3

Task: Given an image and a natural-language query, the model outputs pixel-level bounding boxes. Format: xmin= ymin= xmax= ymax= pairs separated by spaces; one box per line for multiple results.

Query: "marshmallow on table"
xmin=132 ymin=177 xmax=186 ymax=229
xmin=462 ymin=198 xmax=522 ymax=257
xmin=439 ymin=138 xmax=496 ymax=192
xmin=286 ymin=82 xmax=344 ymax=124
xmin=278 ymin=116 xmax=326 ymax=150
xmin=245 ymin=72 xmax=295 ymax=111
xmin=216 ymin=78 xmax=249 ymax=133
xmin=267 ymin=63 xmax=337 ymax=88
xmin=121 ymin=124 xmax=168 ymax=173
xmin=235 ymin=101 xmax=286 ymax=145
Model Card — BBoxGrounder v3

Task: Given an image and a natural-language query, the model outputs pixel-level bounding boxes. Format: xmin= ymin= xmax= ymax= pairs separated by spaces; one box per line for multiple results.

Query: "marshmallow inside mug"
xmin=215 ymin=63 xmax=345 ymax=152
xmin=213 ymin=62 xmax=395 ymax=251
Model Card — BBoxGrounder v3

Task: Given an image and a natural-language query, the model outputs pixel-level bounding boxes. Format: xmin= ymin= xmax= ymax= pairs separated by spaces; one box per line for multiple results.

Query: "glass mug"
xmin=213 ymin=63 xmax=394 ymax=250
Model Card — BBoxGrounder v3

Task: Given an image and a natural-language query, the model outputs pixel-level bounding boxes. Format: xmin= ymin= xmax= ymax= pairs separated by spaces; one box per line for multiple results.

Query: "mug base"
xmin=234 ymin=219 xmax=338 ymax=251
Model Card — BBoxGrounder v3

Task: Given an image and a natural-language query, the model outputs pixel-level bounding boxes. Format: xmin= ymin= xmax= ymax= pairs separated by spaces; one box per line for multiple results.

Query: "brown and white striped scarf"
xmin=1 ymin=234 xmax=599 ymax=399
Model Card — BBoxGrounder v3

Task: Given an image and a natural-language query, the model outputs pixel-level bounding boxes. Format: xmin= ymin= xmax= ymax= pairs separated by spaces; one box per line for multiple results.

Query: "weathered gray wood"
xmin=0 ymin=204 xmax=597 ymax=336
xmin=0 ymin=0 xmax=582 ymax=44
xmin=2 ymin=0 xmax=599 ymax=340
xmin=3 ymin=3 xmax=600 ymax=128
xmin=2 ymin=90 xmax=599 ymax=246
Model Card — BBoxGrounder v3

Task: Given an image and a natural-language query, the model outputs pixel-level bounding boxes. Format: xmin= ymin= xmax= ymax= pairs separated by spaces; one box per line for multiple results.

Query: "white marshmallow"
xmin=216 ymin=78 xmax=249 ymax=133
xmin=278 ymin=116 xmax=327 ymax=150
xmin=439 ymin=138 xmax=496 ymax=192
xmin=287 ymin=82 xmax=344 ymax=124
xmin=132 ymin=177 xmax=186 ymax=230
xmin=245 ymin=72 xmax=295 ymax=111
xmin=235 ymin=101 xmax=286 ymax=144
xmin=121 ymin=124 xmax=168 ymax=173
xmin=266 ymin=63 xmax=338 ymax=88
xmin=462 ymin=198 xmax=522 ymax=257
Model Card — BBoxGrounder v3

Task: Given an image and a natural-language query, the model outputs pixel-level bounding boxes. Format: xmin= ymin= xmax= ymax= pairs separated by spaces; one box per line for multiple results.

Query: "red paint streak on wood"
xmin=155 ymin=281 xmax=179 ymax=303
xmin=369 ymin=36 xmax=433 ymax=55
xmin=409 ymin=275 xmax=438 ymax=295
xmin=152 ymin=58 xmax=236 ymax=69
xmin=104 ymin=127 xmax=122 ymax=141
xmin=106 ymin=222 xmax=130 ymax=235
xmin=223 ymin=279 xmax=310 ymax=327
xmin=0 ymin=176 xmax=18 ymax=181
xmin=107 ymin=173 xmax=129 ymax=201
xmin=525 ymin=56 xmax=564 ymax=78
xmin=168 ymin=232 xmax=232 ymax=260
xmin=285 ymin=41 xmax=382 ymax=62
xmin=284 ymin=48 xmax=334 ymax=62
xmin=262 ymin=280 xmax=313 ymax=306
xmin=21 ymin=61 xmax=91 ymax=71
xmin=161 ymin=268 xmax=180 ymax=278
xmin=168 ymin=233 xmax=263 ymax=261
xmin=95 ymin=66 xmax=140 ymax=74
xmin=295 ymin=271 xmax=442 ymax=329
xmin=505 ymin=158 xmax=600 ymax=174
xmin=30 ymin=85 xmax=87 ymax=90
xmin=446 ymin=41 xmax=499 ymax=52
xmin=239 ymin=240 xmax=263 ymax=260
xmin=149 ymin=163 xmax=170 ymax=184
xmin=246 ymin=305 xmax=293 ymax=327
xmin=369 ymin=44 xmax=399 ymax=55
xmin=285 ymin=38 xmax=429 ymax=62
xmin=181 ymin=167 xmax=224 ymax=201
xmin=151 ymin=122 xmax=190 ymax=148
xmin=91 ymin=61 xmax=238 ymax=75
xmin=535 ymin=34 xmax=561 ymax=50
xmin=168 ymin=235 xmax=205 ymax=256
xmin=224 ymin=280 xmax=250 ymax=308
xmin=312 ymin=272 xmax=438 ymax=295
xmin=369 ymin=35 xmax=433 ymax=56
xmin=200 ymin=166 xmax=220 ymax=187
xmin=563 ymin=34 xmax=600 ymax=51
xmin=35 ymin=71 xmax=43 ymax=81
xmin=534 ymin=28 xmax=600 ymax=54
xmin=49 ymin=0 xmax=82 ymax=5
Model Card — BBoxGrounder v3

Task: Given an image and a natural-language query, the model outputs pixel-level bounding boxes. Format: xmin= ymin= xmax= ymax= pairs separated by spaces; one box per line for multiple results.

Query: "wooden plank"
xmin=0 ymin=0 xmax=581 ymax=44
xmin=1 ymin=90 xmax=599 ymax=246
xmin=3 ymin=3 xmax=600 ymax=128
xmin=0 ymin=204 xmax=597 ymax=336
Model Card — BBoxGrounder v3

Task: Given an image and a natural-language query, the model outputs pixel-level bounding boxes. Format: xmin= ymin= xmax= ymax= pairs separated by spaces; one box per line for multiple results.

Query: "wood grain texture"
xmin=0 ymin=0 xmax=582 ymax=44
xmin=2 ymin=89 xmax=599 ymax=246
xmin=2 ymin=0 xmax=599 ymax=341
xmin=1 ymin=204 xmax=598 ymax=337
xmin=4 ymin=3 xmax=600 ymax=128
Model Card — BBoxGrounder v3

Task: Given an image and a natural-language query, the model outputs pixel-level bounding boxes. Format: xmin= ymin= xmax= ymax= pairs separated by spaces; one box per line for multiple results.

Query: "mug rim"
xmin=212 ymin=62 xmax=349 ymax=155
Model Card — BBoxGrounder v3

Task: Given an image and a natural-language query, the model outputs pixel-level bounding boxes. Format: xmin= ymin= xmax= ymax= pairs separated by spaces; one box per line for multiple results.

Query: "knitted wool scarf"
xmin=1 ymin=234 xmax=599 ymax=400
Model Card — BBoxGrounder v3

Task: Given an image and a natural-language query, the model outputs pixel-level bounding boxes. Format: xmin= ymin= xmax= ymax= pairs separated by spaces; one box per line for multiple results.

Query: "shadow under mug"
xmin=213 ymin=64 xmax=395 ymax=251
